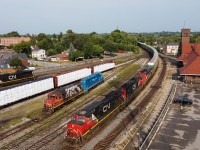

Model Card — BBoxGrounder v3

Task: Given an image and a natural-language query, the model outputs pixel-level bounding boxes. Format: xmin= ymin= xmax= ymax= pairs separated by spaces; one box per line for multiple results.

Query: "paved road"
xmin=148 ymin=82 xmax=200 ymax=150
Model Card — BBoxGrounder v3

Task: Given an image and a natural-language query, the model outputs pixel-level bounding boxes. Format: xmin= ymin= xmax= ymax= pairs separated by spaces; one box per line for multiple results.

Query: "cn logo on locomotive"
xmin=8 ymin=75 xmax=17 ymax=80
xmin=103 ymin=103 xmax=111 ymax=112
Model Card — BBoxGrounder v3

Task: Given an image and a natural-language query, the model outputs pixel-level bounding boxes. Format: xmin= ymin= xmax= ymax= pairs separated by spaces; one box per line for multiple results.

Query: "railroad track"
xmin=34 ymin=54 xmax=140 ymax=77
xmin=22 ymin=57 xmax=148 ymax=150
xmin=0 ymin=55 xmax=147 ymax=141
xmin=93 ymin=56 xmax=167 ymax=150
xmin=0 ymin=56 xmax=147 ymax=150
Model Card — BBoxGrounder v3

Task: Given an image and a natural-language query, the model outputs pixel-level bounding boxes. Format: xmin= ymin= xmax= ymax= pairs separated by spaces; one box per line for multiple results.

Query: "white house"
xmin=31 ymin=49 xmax=46 ymax=60
xmin=165 ymin=43 xmax=179 ymax=56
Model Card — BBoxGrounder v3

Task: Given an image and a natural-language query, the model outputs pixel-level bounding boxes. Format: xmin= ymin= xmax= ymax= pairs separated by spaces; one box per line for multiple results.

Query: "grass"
xmin=0 ymin=98 xmax=45 ymax=131
xmin=0 ymin=56 xmax=141 ymax=132
xmin=92 ymin=63 xmax=140 ymax=96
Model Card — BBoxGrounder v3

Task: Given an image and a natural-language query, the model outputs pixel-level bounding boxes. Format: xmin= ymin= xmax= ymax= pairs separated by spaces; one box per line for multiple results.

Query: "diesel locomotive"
xmin=65 ymin=42 xmax=159 ymax=143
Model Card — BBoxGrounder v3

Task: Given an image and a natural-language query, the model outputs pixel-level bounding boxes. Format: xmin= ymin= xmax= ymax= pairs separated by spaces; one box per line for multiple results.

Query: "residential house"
xmin=31 ymin=48 xmax=46 ymax=60
xmin=0 ymin=50 xmax=29 ymax=69
xmin=50 ymin=51 xmax=69 ymax=62
xmin=164 ymin=43 xmax=179 ymax=55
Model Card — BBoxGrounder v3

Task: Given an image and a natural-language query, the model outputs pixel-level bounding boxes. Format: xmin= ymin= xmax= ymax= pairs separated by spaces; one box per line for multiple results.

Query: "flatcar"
xmin=0 ymin=70 xmax=35 ymax=86
xmin=43 ymin=72 xmax=104 ymax=114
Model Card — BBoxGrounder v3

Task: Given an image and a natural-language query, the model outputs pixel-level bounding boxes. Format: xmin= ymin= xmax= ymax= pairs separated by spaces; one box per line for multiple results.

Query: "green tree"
xmin=84 ymin=43 xmax=94 ymax=59
xmin=37 ymin=38 xmax=53 ymax=50
xmin=5 ymin=31 xmax=20 ymax=37
xmin=37 ymin=33 xmax=47 ymax=41
xmin=10 ymin=57 xmax=23 ymax=67
xmin=93 ymin=45 xmax=104 ymax=57
xmin=66 ymin=29 xmax=74 ymax=34
xmin=69 ymin=51 xmax=83 ymax=61
xmin=13 ymin=41 xmax=32 ymax=56
xmin=47 ymin=49 xmax=58 ymax=56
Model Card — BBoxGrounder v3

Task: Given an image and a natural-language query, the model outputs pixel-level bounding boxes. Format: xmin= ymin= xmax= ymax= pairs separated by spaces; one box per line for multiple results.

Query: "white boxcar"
xmin=93 ymin=63 xmax=115 ymax=73
xmin=55 ymin=68 xmax=91 ymax=87
xmin=0 ymin=78 xmax=54 ymax=107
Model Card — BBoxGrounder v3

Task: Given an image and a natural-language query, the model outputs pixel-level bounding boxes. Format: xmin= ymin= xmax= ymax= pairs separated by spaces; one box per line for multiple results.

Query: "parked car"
xmin=173 ymin=97 xmax=193 ymax=105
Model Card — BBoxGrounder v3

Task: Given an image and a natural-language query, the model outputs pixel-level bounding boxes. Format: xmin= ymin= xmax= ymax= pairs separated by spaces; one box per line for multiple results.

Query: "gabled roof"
xmin=179 ymin=44 xmax=200 ymax=75
xmin=177 ymin=43 xmax=200 ymax=61
xmin=166 ymin=42 xmax=179 ymax=46
xmin=50 ymin=53 xmax=68 ymax=58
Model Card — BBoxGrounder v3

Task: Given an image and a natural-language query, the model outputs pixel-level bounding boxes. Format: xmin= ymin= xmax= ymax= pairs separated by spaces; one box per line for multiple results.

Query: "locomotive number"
xmin=8 ymin=75 xmax=17 ymax=80
xmin=103 ymin=103 xmax=111 ymax=112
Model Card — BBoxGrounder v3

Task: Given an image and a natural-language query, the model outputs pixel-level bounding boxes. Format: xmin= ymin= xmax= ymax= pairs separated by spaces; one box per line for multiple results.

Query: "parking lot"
xmin=148 ymin=81 xmax=200 ymax=150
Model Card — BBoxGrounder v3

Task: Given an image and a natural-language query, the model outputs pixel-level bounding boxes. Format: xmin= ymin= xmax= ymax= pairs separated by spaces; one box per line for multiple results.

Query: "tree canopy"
xmin=10 ymin=57 xmax=23 ymax=67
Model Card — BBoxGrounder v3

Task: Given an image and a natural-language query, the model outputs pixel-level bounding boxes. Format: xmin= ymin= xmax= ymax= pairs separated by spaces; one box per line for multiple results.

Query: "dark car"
xmin=173 ymin=97 xmax=193 ymax=105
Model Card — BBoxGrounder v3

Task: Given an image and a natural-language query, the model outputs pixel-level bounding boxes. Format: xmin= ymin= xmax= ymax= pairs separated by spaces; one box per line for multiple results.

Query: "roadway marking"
xmin=160 ymin=126 xmax=189 ymax=134
xmin=157 ymin=133 xmax=187 ymax=141
xmin=153 ymin=140 xmax=185 ymax=149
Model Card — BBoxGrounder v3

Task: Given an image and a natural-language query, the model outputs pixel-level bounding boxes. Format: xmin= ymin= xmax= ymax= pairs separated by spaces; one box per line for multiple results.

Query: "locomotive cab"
xmin=43 ymin=91 xmax=64 ymax=114
xmin=138 ymin=72 xmax=147 ymax=86
xmin=65 ymin=114 xmax=98 ymax=143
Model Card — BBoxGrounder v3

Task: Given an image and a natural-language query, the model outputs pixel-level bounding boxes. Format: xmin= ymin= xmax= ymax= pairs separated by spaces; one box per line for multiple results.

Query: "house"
xmin=50 ymin=52 xmax=69 ymax=62
xmin=31 ymin=48 xmax=46 ymax=60
xmin=0 ymin=50 xmax=29 ymax=69
xmin=177 ymin=28 xmax=200 ymax=83
xmin=0 ymin=37 xmax=31 ymax=47
xmin=164 ymin=43 xmax=179 ymax=55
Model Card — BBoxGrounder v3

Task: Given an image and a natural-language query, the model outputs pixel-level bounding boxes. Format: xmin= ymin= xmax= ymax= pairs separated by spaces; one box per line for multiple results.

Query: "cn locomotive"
xmin=0 ymin=70 xmax=35 ymax=86
xmin=65 ymin=42 xmax=159 ymax=143
xmin=43 ymin=72 xmax=104 ymax=114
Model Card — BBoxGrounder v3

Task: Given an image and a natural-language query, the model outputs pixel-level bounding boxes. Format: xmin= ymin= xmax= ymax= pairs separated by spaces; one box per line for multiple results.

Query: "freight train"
xmin=0 ymin=70 xmax=35 ymax=86
xmin=0 ymin=62 xmax=115 ymax=107
xmin=65 ymin=42 xmax=159 ymax=143
xmin=43 ymin=72 xmax=104 ymax=114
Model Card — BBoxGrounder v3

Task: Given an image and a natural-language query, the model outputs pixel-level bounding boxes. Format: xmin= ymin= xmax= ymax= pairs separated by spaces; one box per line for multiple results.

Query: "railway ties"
xmin=93 ymin=57 xmax=167 ymax=150
xmin=0 ymin=56 xmax=148 ymax=150
xmin=26 ymin=127 xmax=64 ymax=150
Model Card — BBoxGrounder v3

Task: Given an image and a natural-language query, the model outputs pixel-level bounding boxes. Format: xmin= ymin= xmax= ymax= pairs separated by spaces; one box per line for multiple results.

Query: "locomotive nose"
xmin=45 ymin=99 xmax=54 ymax=107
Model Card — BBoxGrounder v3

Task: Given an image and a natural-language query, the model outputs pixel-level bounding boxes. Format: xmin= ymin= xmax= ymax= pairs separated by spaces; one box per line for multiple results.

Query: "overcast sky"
xmin=1 ymin=0 xmax=199 ymax=34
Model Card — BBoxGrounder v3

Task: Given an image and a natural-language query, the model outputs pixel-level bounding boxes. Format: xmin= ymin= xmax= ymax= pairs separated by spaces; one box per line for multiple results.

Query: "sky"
xmin=0 ymin=0 xmax=200 ymax=35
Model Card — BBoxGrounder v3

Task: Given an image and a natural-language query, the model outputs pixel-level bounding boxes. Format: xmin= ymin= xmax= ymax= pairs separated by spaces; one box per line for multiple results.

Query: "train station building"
xmin=177 ymin=28 xmax=200 ymax=83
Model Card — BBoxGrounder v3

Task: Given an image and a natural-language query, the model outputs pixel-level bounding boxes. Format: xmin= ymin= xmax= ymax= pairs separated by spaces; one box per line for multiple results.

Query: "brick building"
xmin=177 ymin=28 xmax=200 ymax=83
xmin=0 ymin=37 xmax=31 ymax=46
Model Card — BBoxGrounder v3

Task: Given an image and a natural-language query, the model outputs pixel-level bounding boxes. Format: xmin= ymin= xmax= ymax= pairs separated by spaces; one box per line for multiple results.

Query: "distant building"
xmin=164 ymin=43 xmax=179 ymax=55
xmin=177 ymin=28 xmax=200 ymax=83
xmin=0 ymin=37 xmax=31 ymax=46
xmin=50 ymin=51 xmax=69 ymax=62
xmin=0 ymin=50 xmax=29 ymax=69
xmin=31 ymin=49 xmax=46 ymax=60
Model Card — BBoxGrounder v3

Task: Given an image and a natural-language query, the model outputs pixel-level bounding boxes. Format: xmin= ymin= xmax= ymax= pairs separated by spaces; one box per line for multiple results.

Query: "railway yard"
xmin=0 ymin=43 xmax=200 ymax=150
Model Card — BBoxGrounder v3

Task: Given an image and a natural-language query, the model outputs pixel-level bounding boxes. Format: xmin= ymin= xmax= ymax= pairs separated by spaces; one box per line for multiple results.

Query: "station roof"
xmin=178 ymin=43 xmax=200 ymax=75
